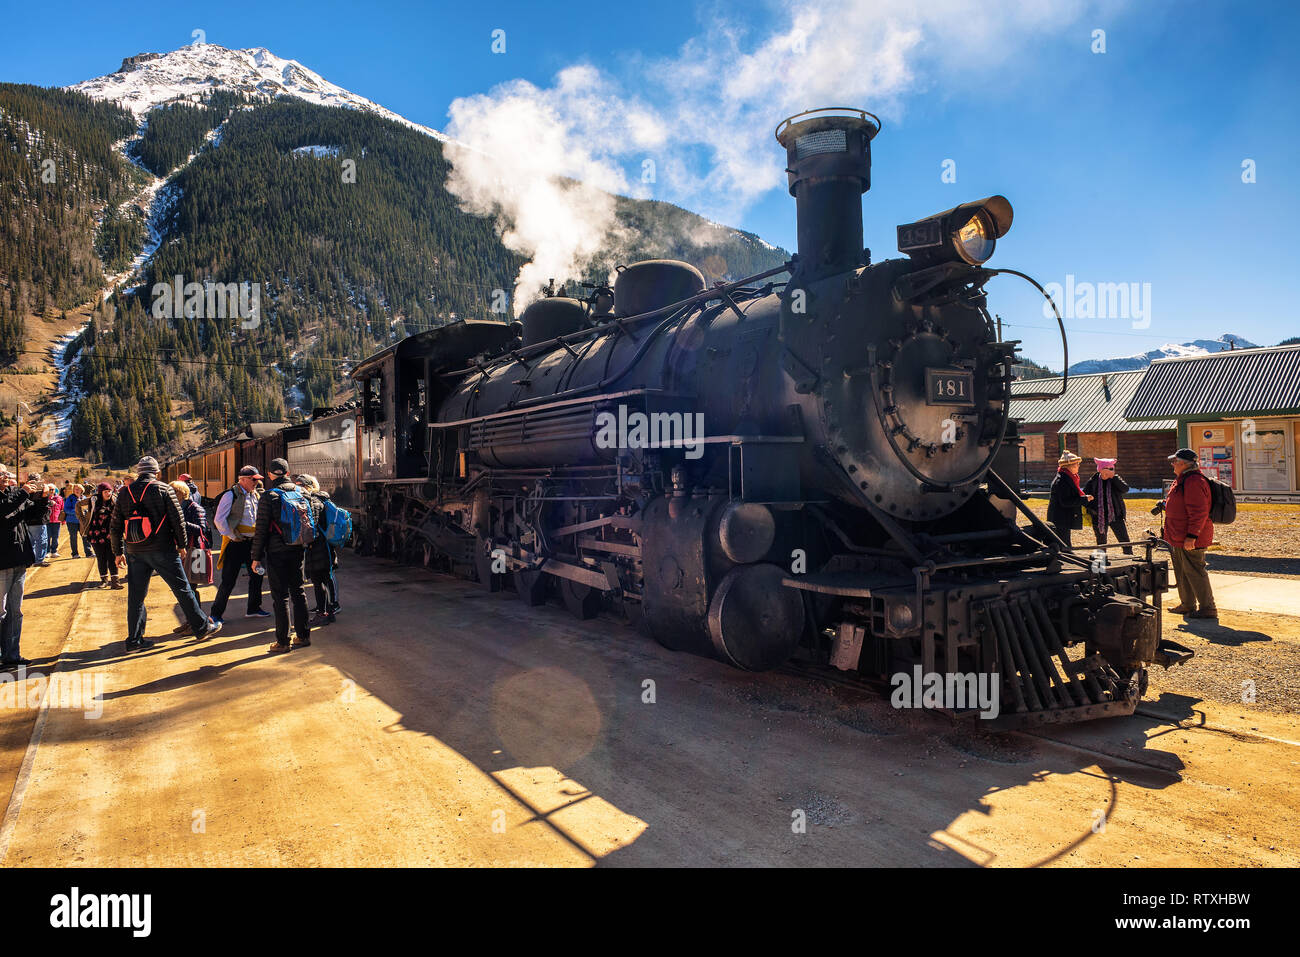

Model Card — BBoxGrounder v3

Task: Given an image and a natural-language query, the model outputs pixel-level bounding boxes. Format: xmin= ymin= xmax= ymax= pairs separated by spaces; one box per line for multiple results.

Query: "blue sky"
xmin=4 ymin=0 xmax=1298 ymax=365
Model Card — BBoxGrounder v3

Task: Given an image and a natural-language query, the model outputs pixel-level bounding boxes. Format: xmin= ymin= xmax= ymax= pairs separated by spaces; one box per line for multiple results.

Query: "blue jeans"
xmin=0 ymin=566 xmax=27 ymax=661
xmin=126 ymin=550 xmax=209 ymax=645
xmin=47 ymin=523 xmax=61 ymax=553
xmin=28 ymin=525 xmax=47 ymax=563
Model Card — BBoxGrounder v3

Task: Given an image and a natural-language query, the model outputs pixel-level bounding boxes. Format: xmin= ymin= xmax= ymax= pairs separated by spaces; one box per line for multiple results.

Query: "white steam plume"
xmin=444 ymin=0 xmax=1096 ymax=313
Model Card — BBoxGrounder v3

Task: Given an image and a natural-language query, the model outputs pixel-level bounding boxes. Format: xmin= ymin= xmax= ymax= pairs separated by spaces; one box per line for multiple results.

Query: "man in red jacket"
xmin=1163 ymin=448 xmax=1216 ymax=619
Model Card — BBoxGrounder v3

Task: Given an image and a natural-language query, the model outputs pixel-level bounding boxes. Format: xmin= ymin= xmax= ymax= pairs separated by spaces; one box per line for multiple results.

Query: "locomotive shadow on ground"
xmin=291 ymin=557 xmax=1190 ymax=867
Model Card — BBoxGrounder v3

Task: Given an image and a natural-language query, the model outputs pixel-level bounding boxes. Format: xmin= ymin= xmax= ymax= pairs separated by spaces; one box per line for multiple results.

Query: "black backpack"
xmin=1207 ymin=476 xmax=1237 ymax=525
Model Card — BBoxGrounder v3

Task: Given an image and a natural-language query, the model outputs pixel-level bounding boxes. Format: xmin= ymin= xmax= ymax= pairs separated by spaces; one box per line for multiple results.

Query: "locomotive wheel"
xmin=514 ymin=567 xmax=548 ymax=606
xmin=559 ymin=577 xmax=601 ymax=620
xmin=707 ymin=563 xmax=805 ymax=671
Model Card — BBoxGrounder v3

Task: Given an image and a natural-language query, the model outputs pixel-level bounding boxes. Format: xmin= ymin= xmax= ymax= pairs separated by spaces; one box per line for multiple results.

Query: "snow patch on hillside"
xmin=292 ymin=144 xmax=340 ymax=158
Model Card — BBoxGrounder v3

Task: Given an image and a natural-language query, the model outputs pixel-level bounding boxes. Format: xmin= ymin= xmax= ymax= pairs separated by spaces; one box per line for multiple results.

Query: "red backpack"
xmin=122 ymin=480 xmax=161 ymax=545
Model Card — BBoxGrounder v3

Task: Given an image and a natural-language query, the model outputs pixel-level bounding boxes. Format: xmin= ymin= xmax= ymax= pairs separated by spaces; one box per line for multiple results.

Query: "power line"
xmin=6 ymin=347 xmax=357 ymax=369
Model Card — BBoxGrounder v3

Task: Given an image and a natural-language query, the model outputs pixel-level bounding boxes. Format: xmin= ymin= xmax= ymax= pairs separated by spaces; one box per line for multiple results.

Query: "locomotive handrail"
xmin=987 ymin=268 xmax=1069 ymax=400
xmin=436 ymin=261 xmax=794 ymax=381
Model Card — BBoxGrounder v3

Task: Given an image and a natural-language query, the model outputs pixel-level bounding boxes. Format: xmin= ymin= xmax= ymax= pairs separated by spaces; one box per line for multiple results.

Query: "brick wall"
xmin=1014 ymin=426 xmax=1174 ymax=491
xmin=1019 ymin=421 xmax=1065 ymax=487
xmin=1115 ymin=430 xmax=1178 ymax=491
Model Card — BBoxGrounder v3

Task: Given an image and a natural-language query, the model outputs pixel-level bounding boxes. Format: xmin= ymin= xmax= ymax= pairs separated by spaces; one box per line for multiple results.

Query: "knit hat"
xmin=97 ymin=481 xmax=113 ymax=492
xmin=135 ymin=456 xmax=160 ymax=474
xmin=1094 ymin=457 xmax=1116 ymax=470
xmin=1058 ymin=450 xmax=1081 ymax=466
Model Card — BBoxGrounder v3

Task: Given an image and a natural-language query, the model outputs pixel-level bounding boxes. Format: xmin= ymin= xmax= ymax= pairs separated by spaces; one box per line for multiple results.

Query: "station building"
xmin=1008 ymin=370 xmax=1176 ymax=490
xmin=1124 ymin=344 xmax=1300 ymax=501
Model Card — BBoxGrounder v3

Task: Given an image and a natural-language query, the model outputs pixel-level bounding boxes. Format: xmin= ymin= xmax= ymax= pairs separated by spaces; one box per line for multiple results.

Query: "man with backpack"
xmin=297 ymin=475 xmax=341 ymax=624
xmin=250 ymin=459 xmax=312 ymax=653
xmin=110 ymin=457 xmax=222 ymax=651
xmin=1163 ymin=448 xmax=1217 ymax=620
xmin=209 ymin=465 xmax=269 ymax=625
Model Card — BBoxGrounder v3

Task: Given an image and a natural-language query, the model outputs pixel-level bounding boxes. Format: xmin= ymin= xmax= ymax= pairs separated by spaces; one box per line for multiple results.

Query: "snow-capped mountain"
xmin=1066 ymin=334 xmax=1257 ymax=374
xmin=70 ymin=43 xmax=448 ymax=141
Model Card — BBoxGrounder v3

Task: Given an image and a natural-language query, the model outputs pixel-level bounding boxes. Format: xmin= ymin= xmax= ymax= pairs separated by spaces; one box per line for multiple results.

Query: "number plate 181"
xmin=925 ymin=368 xmax=975 ymax=406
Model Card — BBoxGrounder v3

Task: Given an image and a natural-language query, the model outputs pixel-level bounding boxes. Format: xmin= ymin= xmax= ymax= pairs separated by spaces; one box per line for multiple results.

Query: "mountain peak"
xmin=73 ymin=43 xmax=447 ymax=141
xmin=1065 ymin=334 xmax=1258 ymax=375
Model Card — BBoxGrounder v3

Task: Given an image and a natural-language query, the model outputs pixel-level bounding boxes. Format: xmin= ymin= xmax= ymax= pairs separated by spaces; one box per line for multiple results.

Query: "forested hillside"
xmin=5 ymin=84 xmax=787 ymax=467
xmin=0 ymin=84 xmax=139 ymax=361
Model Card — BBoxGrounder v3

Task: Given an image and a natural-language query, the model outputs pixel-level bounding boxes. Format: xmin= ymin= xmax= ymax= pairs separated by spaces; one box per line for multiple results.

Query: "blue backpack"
xmin=272 ymin=487 xmax=316 ymax=547
xmin=319 ymin=497 xmax=352 ymax=548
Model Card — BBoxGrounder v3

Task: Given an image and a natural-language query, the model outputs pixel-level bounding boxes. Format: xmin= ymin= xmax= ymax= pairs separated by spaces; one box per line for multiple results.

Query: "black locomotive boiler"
xmin=351 ymin=107 xmax=1192 ymax=726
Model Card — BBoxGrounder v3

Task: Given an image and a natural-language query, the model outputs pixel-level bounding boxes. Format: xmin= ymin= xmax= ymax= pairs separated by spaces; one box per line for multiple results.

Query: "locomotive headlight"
xmin=953 ymin=210 xmax=996 ymax=264
xmin=897 ymin=195 xmax=1013 ymax=267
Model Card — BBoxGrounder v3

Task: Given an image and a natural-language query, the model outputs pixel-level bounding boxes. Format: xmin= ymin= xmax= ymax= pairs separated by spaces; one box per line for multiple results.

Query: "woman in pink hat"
xmin=1083 ymin=457 xmax=1132 ymax=555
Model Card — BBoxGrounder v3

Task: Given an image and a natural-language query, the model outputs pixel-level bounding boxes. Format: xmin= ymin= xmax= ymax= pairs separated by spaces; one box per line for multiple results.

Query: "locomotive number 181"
xmin=924 ymin=368 xmax=976 ymax=406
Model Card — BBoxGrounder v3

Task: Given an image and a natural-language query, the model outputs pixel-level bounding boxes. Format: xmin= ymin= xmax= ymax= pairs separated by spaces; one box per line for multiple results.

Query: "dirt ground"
xmin=0 ymin=550 xmax=1295 ymax=867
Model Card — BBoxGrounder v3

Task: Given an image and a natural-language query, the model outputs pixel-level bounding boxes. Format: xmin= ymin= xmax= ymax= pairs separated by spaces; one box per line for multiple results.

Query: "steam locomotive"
xmin=174 ymin=108 xmax=1194 ymax=726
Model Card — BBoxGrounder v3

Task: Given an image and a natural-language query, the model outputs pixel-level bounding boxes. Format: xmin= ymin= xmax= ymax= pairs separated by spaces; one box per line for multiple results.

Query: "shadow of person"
xmin=1175 ymin=619 xmax=1272 ymax=646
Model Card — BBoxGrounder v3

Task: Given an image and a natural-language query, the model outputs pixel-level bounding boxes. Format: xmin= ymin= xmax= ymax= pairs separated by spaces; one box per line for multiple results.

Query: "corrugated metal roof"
xmin=1009 ymin=369 xmax=1176 ymax=433
xmin=1125 ymin=344 xmax=1300 ymax=419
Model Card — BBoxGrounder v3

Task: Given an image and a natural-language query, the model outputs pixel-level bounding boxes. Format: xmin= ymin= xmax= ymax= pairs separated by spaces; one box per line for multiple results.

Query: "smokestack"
xmin=776 ymin=108 xmax=879 ymax=282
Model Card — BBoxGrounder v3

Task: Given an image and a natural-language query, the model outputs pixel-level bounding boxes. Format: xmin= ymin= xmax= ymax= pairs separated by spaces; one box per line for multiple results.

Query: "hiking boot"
xmin=289 ymin=637 xmax=311 ymax=649
xmin=1168 ymin=604 xmax=1194 ymax=615
xmin=1188 ymin=608 xmax=1219 ymax=619
xmin=266 ymin=641 xmax=290 ymax=654
xmin=125 ymin=638 xmax=154 ymax=652
xmin=110 ymin=578 xmax=124 ymax=590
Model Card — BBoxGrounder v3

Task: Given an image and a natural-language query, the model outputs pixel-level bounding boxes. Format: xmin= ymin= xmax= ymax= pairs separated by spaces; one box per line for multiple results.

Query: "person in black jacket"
xmin=0 ymin=467 xmax=51 ymax=667
xmin=1083 ymin=457 xmax=1132 ymax=555
xmin=110 ymin=457 xmax=221 ymax=651
xmin=296 ymin=475 xmax=340 ymax=624
xmin=83 ymin=482 xmax=121 ymax=588
xmin=251 ymin=458 xmax=311 ymax=653
xmin=1046 ymin=450 xmax=1093 ymax=548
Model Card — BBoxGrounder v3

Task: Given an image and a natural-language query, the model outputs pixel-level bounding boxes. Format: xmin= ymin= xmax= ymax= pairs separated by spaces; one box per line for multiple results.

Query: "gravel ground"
xmin=1148 ymin=609 xmax=1300 ymax=715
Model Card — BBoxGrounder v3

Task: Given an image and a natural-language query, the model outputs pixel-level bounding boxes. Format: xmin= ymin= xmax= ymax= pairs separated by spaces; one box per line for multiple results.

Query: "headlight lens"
xmin=953 ymin=211 xmax=995 ymax=265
